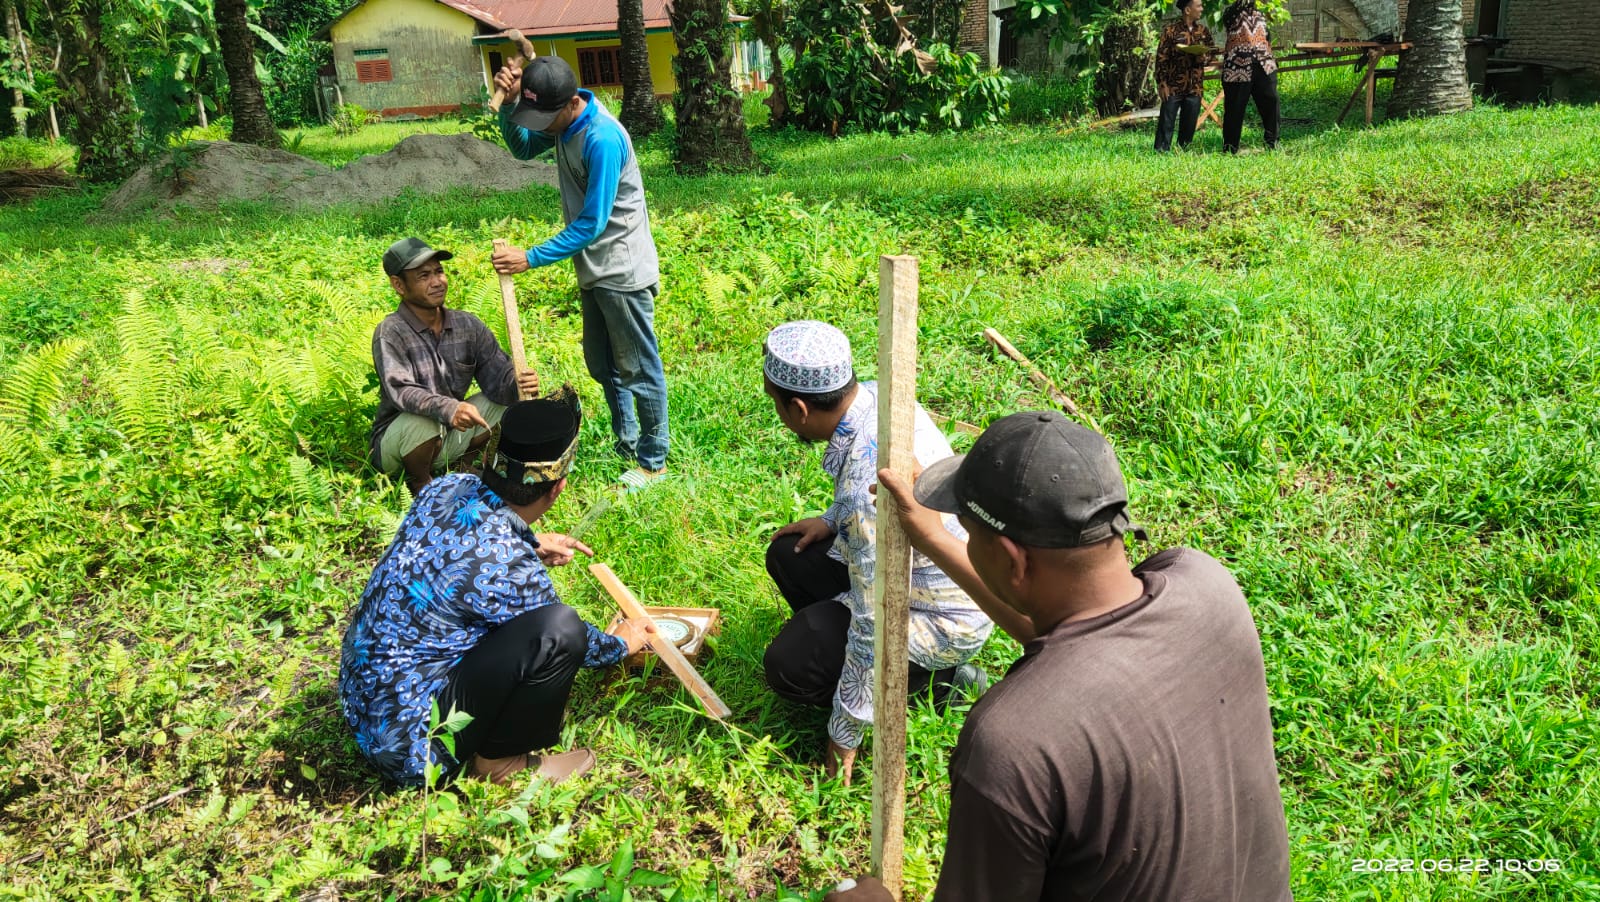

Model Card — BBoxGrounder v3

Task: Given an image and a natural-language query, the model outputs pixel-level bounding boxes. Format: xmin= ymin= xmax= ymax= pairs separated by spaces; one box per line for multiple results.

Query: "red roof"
xmin=458 ymin=0 xmax=672 ymax=36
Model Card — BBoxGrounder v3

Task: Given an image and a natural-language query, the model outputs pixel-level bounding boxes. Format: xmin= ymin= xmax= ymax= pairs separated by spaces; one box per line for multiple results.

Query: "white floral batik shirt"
xmin=819 ymin=382 xmax=994 ymax=750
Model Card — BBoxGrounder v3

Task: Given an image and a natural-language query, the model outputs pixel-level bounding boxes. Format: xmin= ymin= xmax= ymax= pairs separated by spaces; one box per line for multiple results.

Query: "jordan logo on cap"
xmin=966 ymin=500 xmax=1006 ymax=532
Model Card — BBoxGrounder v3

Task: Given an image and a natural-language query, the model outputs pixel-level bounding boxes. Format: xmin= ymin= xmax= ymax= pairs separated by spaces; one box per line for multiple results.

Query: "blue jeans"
xmin=581 ymin=284 xmax=669 ymax=471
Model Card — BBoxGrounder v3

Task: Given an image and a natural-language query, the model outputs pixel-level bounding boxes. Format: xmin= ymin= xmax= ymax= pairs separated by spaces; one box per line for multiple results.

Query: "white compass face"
xmin=653 ymin=616 xmax=694 ymax=647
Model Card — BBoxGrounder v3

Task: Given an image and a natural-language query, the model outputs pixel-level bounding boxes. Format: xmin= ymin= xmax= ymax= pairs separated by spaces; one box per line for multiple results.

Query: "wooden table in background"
xmin=1196 ymin=41 xmax=1414 ymax=130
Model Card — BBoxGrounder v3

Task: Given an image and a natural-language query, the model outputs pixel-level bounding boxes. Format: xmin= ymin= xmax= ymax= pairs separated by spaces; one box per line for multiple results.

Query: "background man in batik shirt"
xmin=1153 ymin=0 xmax=1216 ymax=152
xmin=758 ymin=320 xmax=992 ymax=784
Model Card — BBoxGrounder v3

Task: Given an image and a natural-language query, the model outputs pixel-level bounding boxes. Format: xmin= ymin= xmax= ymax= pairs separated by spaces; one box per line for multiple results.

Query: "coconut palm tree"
xmin=1386 ymin=0 xmax=1471 ymax=117
xmin=216 ymin=0 xmax=280 ymax=146
xmin=668 ymin=0 xmax=758 ymax=173
xmin=618 ymin=0 xmax=664 ymax=137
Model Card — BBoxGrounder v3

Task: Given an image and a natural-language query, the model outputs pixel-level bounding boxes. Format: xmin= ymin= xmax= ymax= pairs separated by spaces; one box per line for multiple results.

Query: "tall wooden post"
xmin=493 ymin=238 xmax=532 ymax=400
xmin=871 ymin=255 xmax=918 ymax=899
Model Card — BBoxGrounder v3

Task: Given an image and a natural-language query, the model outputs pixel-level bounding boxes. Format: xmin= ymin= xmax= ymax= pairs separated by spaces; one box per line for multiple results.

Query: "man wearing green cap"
xmin=370 ymin=236 xmax=541 ymax=496
xmin=828 ymin=411 xmax=1292 ymax=900
xmin=341 ymin=389 xmax=655 ymax=787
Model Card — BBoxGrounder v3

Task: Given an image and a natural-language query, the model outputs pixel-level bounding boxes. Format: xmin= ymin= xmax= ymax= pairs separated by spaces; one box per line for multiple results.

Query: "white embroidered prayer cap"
xmin=764 ymin=320 xmax=854 ymax=393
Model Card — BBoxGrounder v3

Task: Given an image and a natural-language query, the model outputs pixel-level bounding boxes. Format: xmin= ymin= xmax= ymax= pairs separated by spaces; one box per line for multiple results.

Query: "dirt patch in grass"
xmin=100 ymin=135 xmax=558 ymax=218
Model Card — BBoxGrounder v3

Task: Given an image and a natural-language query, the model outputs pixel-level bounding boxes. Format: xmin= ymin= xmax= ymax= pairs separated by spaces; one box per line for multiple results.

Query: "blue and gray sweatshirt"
xmin=499 ymin=90 xmax=660 ymax=292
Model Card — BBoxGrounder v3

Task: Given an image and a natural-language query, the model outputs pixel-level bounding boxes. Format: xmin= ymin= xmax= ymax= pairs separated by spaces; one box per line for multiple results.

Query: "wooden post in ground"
xmin=1363 ymin=48 xmax=1378 ymax=125
xmin=493 ymin=238 xmax=533 ymax=400
xmin=871 ymin=254 xmax=918 ymax=900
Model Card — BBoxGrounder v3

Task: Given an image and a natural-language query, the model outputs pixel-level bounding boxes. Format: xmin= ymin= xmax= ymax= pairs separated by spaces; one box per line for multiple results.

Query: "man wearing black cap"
xmin=829 ymin=412 xmax=1292 ymax=900
xmin=371 ymin=236 xmax=541 ymax=496
xmin=489 ymin=57 xmax=669 ymax=492
xmin=341 ymin=389 xmax=655 ymax=787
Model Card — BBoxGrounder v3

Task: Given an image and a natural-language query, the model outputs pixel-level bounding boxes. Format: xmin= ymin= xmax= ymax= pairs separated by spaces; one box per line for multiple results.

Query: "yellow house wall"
xmin=329 ymin=0 xmax=482 ymax=114
xmin=482 ymin=33 xmax=681 ymax=98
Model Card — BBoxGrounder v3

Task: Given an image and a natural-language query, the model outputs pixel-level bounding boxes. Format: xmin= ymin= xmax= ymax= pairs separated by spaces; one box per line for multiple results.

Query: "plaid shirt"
xmin=1156 ymin=19 xmax=1215 ymax=97
xmin=368 ymin=304 xmax=520 ymax=467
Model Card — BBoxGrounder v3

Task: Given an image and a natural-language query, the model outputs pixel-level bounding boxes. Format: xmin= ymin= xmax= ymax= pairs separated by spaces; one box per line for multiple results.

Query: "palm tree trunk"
xmin=668 ymin=0 xmax=758 ymax=174
xmin=215 ymin=0 xmax=281 ymax=147
xmin=1386 ymin=0 xmax=1471 ymax=117
xmin=618 ymin=0 xmax=663 ymax=138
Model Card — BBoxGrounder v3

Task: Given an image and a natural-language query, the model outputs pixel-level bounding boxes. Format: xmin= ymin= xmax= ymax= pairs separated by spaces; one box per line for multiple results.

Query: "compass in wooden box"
xmin=605 ymin=605 xmax=721 ymax=667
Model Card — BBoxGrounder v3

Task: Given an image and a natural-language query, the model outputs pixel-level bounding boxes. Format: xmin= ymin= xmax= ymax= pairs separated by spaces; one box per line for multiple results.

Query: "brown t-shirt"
xmin=935 ymin=548 xmax=1292 ymax=902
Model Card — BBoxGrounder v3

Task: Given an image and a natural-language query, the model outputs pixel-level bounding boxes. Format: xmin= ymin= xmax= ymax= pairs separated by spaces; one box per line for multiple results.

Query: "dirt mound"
xmin=101 ymin=134 xmax=557 ymax=217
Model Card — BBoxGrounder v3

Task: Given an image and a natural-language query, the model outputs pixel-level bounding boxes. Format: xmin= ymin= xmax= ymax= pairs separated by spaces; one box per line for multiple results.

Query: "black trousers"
xmin=438 ymin=604 xmax=588 ymax=765
xmin=1155 ymin=93 xmax=1202 ymax=152
xmin=762 ymin=534 xmax=956 ymax=709
xmin=1222 ymin=60 xmax=1280 ymax=153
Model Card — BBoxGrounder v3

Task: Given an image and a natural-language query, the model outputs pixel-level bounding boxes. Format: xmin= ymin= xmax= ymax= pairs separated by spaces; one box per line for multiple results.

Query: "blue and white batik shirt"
xmin=818 ymin=382 xmax=994 ymax=750
xmin=339 ymin=474 xmax=625 ymax=785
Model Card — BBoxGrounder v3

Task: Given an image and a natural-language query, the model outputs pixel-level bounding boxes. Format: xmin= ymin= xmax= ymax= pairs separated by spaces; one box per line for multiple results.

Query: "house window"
xmin=354 ymin=48 xmax=392 ymax=83
xmin=577 ymin=46 xmax=623 ymax=86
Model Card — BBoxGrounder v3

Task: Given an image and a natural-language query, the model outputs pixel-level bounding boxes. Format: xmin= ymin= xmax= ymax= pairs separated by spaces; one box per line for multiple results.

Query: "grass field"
xmin=2 ymin=74 xmax=1598 ymax=900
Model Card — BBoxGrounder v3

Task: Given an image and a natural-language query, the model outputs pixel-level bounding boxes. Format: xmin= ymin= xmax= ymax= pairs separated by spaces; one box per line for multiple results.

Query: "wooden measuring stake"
xmin=492 ymin=238 xmax=532 ymax=400
xmin=589 ymin=563 xmax=732 ymax=720
xmin=871 ymin=254 xmax=918 ymax=899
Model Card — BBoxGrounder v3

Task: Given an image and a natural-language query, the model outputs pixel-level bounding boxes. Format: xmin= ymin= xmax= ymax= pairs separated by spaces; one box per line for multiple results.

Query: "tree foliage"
xmin=0 ymin=0 xmax=292 ymax=177
xmin=1008 ymin=0 xmax=1284 ymax=116
xmin=785 ymin=0 xmax=1008 ymax=133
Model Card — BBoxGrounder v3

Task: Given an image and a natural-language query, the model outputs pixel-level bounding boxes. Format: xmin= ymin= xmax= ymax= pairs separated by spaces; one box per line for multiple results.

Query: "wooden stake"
xmin=493 ymin=238 xmax=532 ymax=400
xmin=982 ymin=327 xmax=1099 ymax=432
xmin=872 ymin=254 xmax=918 ymax=900
xmin=1363 ymin=48 xmax=1378 ymax=126
xmin=589 ymin=564 xmax=732 ymax=720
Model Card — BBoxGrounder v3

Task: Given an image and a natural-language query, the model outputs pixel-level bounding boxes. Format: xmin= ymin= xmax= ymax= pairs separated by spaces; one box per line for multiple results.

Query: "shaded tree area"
xmin=57 ymin=0 xmax=142 ymax=181
xmin=669 ymin=0 xmax=758 ymax=173
xmin=784 ymin=0 xmax=1008 ymax=133
xmin=0 ymin=0 xmax=296 ymax=180
xmin=1008 ymin=0 xmax=1164 ymax=116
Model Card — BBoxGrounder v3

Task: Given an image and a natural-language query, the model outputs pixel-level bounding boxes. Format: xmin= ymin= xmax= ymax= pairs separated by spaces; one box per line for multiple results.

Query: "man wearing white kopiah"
xmin=759 ymin=320 xmax=993 ymax=784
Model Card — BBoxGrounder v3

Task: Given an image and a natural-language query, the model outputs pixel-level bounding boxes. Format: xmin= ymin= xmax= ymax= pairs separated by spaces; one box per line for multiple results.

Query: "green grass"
xmin=2 ymin=83 xmax=1598 ymax=900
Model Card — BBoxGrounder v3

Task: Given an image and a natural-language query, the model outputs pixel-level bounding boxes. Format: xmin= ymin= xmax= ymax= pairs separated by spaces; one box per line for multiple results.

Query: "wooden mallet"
xmin=488 ymin=29 xmax=538 ymax=113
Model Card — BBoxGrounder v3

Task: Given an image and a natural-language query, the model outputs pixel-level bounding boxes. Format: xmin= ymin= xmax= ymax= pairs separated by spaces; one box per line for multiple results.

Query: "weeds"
xmin=1 ymin=86 xmax=1597 ymax=900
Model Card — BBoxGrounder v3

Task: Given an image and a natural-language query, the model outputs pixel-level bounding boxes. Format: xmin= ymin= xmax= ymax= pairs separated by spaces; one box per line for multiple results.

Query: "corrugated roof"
xmin=466 ymin=0 xmax=672 ymax=37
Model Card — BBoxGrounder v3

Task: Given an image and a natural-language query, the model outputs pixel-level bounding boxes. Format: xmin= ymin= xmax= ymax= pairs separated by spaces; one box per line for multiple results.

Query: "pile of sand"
xmin=101 ymin=134 xmax=558 ymax=216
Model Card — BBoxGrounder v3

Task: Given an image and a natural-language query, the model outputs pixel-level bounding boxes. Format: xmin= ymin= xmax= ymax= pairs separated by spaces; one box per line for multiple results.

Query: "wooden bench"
xmin=1492 ymin=57 xmax=1587 ymax=101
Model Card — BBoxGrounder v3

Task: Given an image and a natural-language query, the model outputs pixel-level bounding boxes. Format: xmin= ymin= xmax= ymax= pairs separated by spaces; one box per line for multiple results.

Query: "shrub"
xmin=331 ymin=103 xmax=372 ymax=136
xmin=1008 ymin=73 xmax=1094 ymax=123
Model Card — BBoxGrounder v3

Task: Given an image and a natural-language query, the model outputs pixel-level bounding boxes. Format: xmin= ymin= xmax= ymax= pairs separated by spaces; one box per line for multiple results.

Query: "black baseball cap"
xmin=382 ymin=237 xmax=453 ymax=276
xmin=509 ymin=57 xmax=579 ymax=132
xmin=915 ymin=411 xmax=1147 ymax=548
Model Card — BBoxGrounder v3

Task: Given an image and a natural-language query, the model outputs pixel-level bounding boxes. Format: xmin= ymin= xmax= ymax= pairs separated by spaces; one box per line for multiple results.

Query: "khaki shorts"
xmin=378 ymin=393 xmax=507 ymax=474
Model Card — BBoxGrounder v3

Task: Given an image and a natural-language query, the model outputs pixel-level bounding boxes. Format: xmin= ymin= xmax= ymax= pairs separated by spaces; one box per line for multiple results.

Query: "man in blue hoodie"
xmin=491 ymin=57 xmax=668 ymax=491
